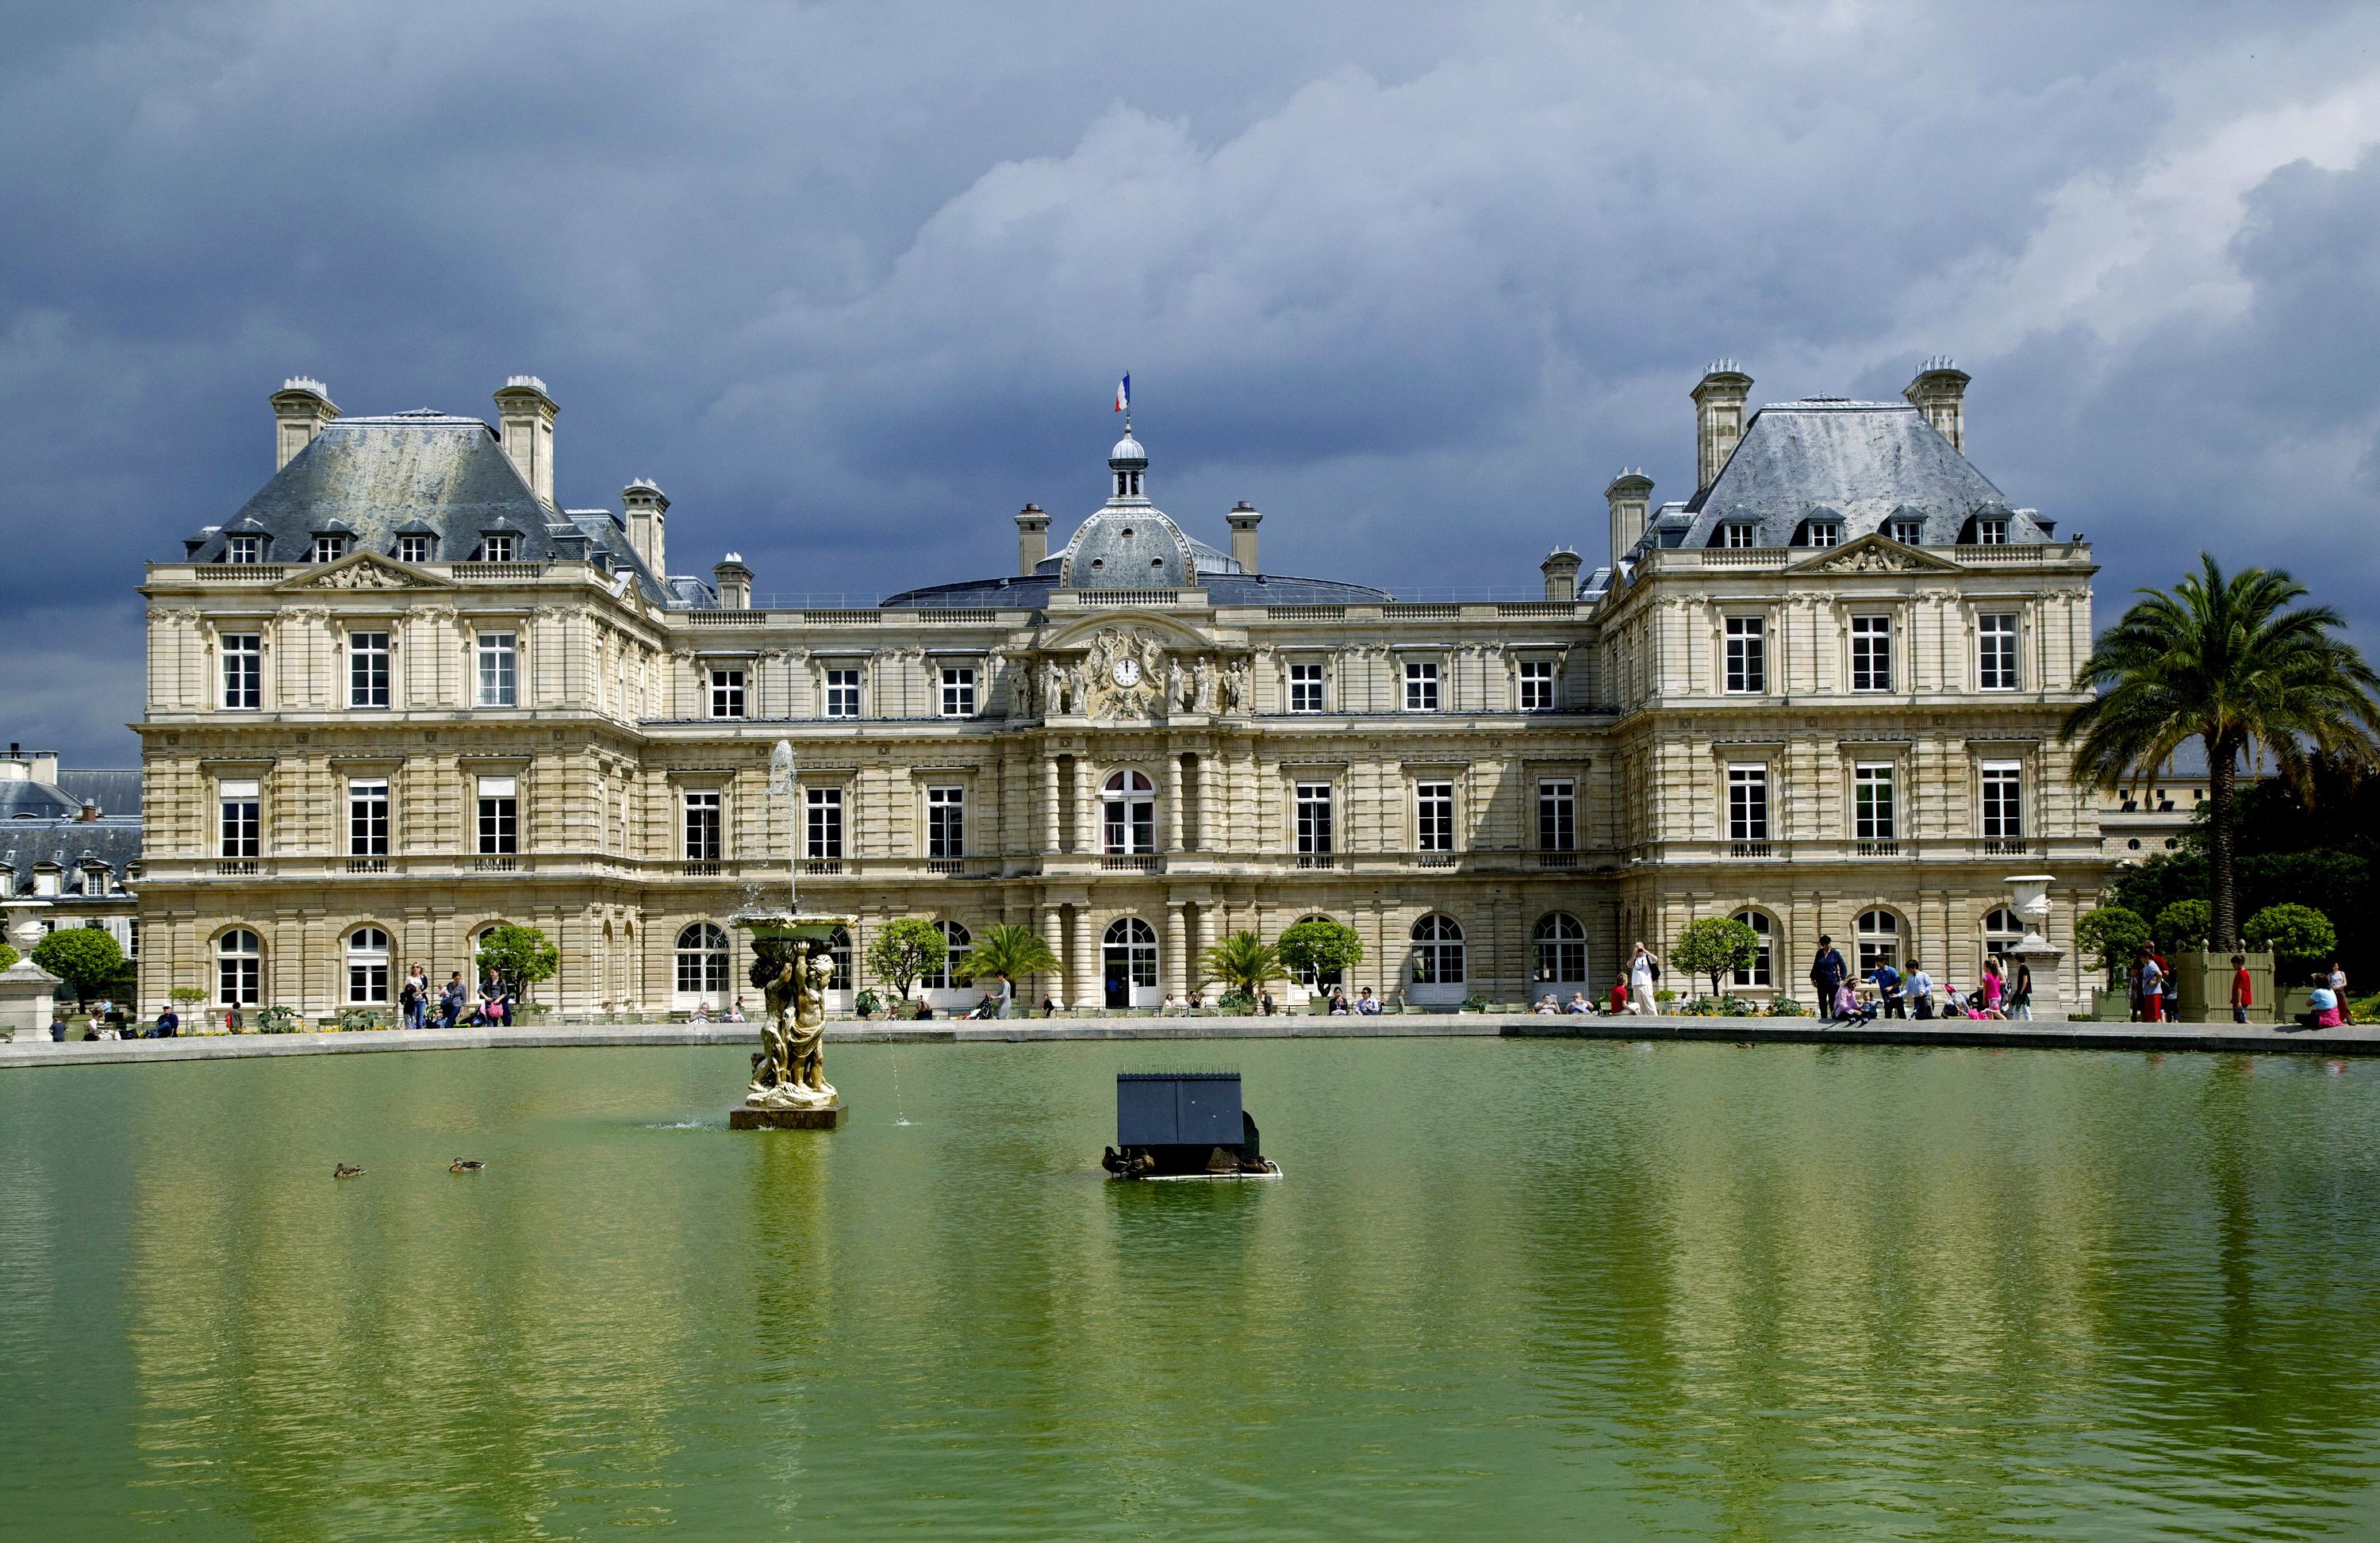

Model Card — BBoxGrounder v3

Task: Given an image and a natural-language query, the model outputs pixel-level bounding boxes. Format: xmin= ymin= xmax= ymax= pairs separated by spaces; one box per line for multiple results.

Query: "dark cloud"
xmin=5 ymin=2 xmax=2378 ymax=759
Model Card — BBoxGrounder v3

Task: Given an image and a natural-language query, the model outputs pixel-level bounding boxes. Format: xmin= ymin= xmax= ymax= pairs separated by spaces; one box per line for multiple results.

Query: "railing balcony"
xmin=682 ymin=861 xmax=722 ymax=877
xmin=1296 ymin=852 xmax=1336 ymax=870
xmin=1980 ymin=839 xmax=2034 ymax=856
xmin=472 ymin=855 xmax=520 ymax=873
xmin=1854 ymin=841 xmax=1900 ymax=858
xmin=1729 ymin=841 xmax=1776 ymax=859
xmin=803 ymin=858 xmax=844 ymax=876
xmin=1537 ymin=850 xmax=1579 ymax=869
xmin=1100 ymin=854 xmax=1162 ymax=873
xmin=345 ymin=857 xmax=390 ymax=874
xmin=216 ymin=859 xmax=259 ymax=876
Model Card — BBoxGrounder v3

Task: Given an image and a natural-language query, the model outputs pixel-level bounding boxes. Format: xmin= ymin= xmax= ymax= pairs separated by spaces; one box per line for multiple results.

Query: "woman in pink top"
xmin=1982 ymin=958 xmax=2005 ymax=1013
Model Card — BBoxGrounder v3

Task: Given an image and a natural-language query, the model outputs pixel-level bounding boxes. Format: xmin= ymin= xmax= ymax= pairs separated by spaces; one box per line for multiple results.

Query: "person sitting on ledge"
xmin=913 ymin=1000 xmax=935 ymax=1020
xmin=1327 ymin=988 xmax=1350 ymax=1015
xmin=1041 ymin=996 xmax=1058 ymax=1016
xmin=966 ymin=992 xmax=1000 ymax=1019
xmin=1607 ymin=976 xmax=1630 ymax=1015
xmin=2301 ymin=974 xmax=2342 ymax=1031
xmin=690 ymin=1001 xmax=711 ymax=1024
xmin=1355 ymin=987 xmax=1381 ymax=1015
xmin=1567 ymin=992 xmax=1594 ymax=1014
xmin=1534 ymin=994 xmax=1560 ymax=1015
xmin=154 ymin=1005 xmax=179 ymax=1038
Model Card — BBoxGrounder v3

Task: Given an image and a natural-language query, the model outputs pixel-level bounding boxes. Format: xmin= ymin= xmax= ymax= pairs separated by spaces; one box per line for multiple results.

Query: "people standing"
xmin=1629 ymin=942 xmax=1660 ymax=1015
xmin=1906 ymin=958 xmax=1935 ymax=1019
xmin=2330 ymin=961 xmax=2351 ymax=1023
xmin=1868 ymin=959 xmax=1904 ymax=1018
xmin=2008 ymin=957 xmax=2034 ymax=1021
xmin=1981 ymin=957 xmax=2005 ymax=1016
xmin=1809 ymin=935 xmax=1848 ymax=1023
xmin=2138 ymin=950 xmax=2165 ymax=1024
xmin=2230 ymin=954 xmax=2253 ymax=1025
xmin=440 ymin=972 xmax=466 ymax=1027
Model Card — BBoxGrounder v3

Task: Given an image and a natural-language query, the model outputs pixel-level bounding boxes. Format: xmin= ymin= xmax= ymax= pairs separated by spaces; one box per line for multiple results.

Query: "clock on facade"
xmin=1111 ymin=657 xmax=1141 ymax=688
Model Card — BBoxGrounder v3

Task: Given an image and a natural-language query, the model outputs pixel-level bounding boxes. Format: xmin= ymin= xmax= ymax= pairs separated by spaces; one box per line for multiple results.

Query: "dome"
xmin=1058 ymin=505 xmax=1195 ymax=589
xmin=1107 ymin=431 xmax=1147 ymax=467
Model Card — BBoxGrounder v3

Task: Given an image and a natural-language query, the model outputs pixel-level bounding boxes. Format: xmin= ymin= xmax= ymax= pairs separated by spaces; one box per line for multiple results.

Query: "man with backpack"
xmin=1628 ymin=941 xmax=1660 ymax=1015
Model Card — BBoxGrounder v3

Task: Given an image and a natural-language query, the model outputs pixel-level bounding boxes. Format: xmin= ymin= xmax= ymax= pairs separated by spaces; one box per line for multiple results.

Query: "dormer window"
xmin=397 ymin=534 xmax=432 ymax=564
xmin=1807 ymin=523 xmax=1841 ymax=548
xmin=483 ymin=534 xmax=516 ymax=562
xmin=310 ymin=535 xmax=347 ymax=565
xmin=1888 ymin=518 xmax=1924 ymax=544
xmin=1722 ymin=524 xmax=1757 ymax=549
xmin=1975 ymin=517 xmax=2009 ymax=545
xmin=226 ymin=534 xmax=263 ymax=565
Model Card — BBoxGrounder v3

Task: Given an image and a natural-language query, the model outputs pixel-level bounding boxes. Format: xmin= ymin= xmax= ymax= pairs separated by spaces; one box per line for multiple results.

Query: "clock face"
xmin=1111 ymin=658 xmax=1142 ymax=688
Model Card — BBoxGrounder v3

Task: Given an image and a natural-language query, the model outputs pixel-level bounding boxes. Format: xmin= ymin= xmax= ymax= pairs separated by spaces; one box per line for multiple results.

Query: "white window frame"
xmin=346 ymin=927 xmax=390 ymax=1005
xmin=1517 ymin=658 xmax=1556 ymax=712
xmin=476 ymin=775 xmax=519 ymax=855
xmin=823 ymin=666 xmax=862 ymax=719
xmin=1981 ymin=761 xmax=2025 ymax=839
xmin=1294 ymin=781 xmax=1334 ymax=857
xmin=1856 ymin=909 xmax=1902 ymax=975
xmin=1888 ymin=518 xmax=1924 ymax=545
xmin=1733 ymin=911 xmax=1774 ymax=987
xmin=1853 ymin=762 xmax=1895 ymax=841
xmin=1727 ymin=764 xmax=1769 ymax=843
xmin=1403 ymin=659 xmax=1441 ymax=712
xmin=397 ymin=533 xmax=433 ymax=564
xmin=1288 ymin=662 xmax=1326 ymax=714
xmin=476 ymin=633 xmax=518 ymax=708
xmin=310 ymin=534 xmax=347 ymax=565
xmin=1849 ymin=615 xmax=1893 ymax=693
xmin=1415 ymin=780 xmax=1455 ymax=853
xmin=225 ymin=534 xmax=263 ymax=565
xmin=684 ymin=789 xmax=722 ymax=862
xmin=1722 ymin=523 xmax=1757 ymax=549
xmin=805 ymin=786 xmax=843 ymax=860
xmin=482 ymin=533 xmax=516 ymax=562
xmin=221 ymin=633 xmax=263 ymax=710
xmin=940 ymin=666 xmax=977 ymax=718
xmin=217 ymin=929 xmax=262 ymax=1005
xmin=926 ymin=785 xmax=965 ymax=859
xmin=348 ymin=630 xmax=390 ymax=709
xmin=1724 ymin=616 xmax=1765 ymax=693
xmin=347 ymin=778 xmax=389 ymax=857
xmin=1979 ymin=613 xmax=2020 ymax=691
xmin=1537 ymin=779 xmax=1575 ymax=852
xmin=1102 ymin=771 xmax=1156 ymax=855
xmin=1974 ymin=518 xmax=2010 ymax=546
xmin=1808 ymin=522 xmax=1841 ymax=548
xmin=219 ymin=780 xmax=260 ymax=859
xmin=708 ymin=668 xmax=747 ymax=720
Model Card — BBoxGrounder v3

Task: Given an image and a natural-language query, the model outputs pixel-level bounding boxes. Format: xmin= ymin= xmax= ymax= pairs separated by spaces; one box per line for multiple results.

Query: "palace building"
xmin=134 ymin=363 xmax=2108 ymax=1017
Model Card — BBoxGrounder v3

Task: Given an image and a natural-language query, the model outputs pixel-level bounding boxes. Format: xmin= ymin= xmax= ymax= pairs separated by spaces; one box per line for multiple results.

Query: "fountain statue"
xmin=727 ymin=739 xmax=858 ymax=1130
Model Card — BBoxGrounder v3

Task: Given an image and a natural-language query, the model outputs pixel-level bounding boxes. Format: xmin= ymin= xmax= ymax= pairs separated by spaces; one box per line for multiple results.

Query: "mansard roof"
xmin=185 ymin=410 xmax=672 ymax=602
xmin=1656 ymin=398 xmax=2050 ymax=551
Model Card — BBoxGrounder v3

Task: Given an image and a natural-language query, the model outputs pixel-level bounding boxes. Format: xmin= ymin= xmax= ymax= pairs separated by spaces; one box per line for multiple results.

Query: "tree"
xmin=0 ymin=941 xmax=17 ymax=972
xmin=474 ymin=924 xmax=559 ymax=1006
xmin=2075 ymin=906 xmax=2152 ymax=984
xmin=1671 ymin=916 xmax=1759 ymax=999
xmin=958 ymin=923 xmax=1060 ymax=1008
xmin=32 ymin=926 xmax=125 ymax=1008
xmin=2155 ymin=900 xmax=2212 ymax=952
xmin=1200 ymin=931 xmax=1280 ymax=1004
xmin=2245 ymin=904 xmax=2336 ymax=974
xmin=1276 ymin=918 xmax=1365 ymax=988
xmin=2065 ymin=555 xmax=2380 ymax=951
xmin=865 ymin=917 xmax=945 ymax=1002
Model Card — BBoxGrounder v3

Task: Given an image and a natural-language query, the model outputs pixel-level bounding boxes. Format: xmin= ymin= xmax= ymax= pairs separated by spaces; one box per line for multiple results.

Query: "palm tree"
xmin=2064 ymin=554 xmax=2380 ymax=948
xmin=1200 ymin=930 xmax=1280 ymax=1003
xmin=957 ymin=923 xmax=1061 ymax=1012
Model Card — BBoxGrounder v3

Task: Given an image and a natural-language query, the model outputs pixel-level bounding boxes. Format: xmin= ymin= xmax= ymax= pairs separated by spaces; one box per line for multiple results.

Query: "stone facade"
xmin=134 ymin=365 xmax=2112 ymax=1017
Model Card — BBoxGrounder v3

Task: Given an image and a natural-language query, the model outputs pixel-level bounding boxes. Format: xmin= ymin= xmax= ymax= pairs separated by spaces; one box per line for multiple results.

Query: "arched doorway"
xmin=921 ymin=920 xmax=977 ymax=1012
xmin=1103 ymin=917 xmax=1159 ymax=1008
xmin=1733 ymin=910 xmax=1775 ymax=988
xmin=674 ymin=922 xmax=730 ymax=1011
xmin=345 ymin=927 xmax=390 ymax=1005
xmin=823 ymin=924 xmax=854 ymax=1014
xmin=217 ymin=928 xmax=261 ymax=1008
xmin=1407 ymin=913 xmax=1466 ymax=1007
xmin=1856 ymin=908 xmax=1903 ymax=976
xmin=1531 ymin=912 xmax=1589 ymax=1003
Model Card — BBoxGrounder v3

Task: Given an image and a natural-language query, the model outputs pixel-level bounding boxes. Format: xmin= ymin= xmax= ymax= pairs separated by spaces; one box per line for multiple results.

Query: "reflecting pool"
xmin=4 ymin=1039 xmax=2379 ymax=1538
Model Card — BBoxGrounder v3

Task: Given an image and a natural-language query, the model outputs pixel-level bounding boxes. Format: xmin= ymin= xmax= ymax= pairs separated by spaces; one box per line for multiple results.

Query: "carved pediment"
xmin=275 ymin=552 xmax=455 ymax=593
xmin=1787 ymin=534 xmax=1960 ymax=576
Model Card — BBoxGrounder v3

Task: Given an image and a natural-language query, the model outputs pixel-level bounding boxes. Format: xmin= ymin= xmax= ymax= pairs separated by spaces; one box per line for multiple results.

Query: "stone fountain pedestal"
xmin=728 ymin=911 xmax=858 ymax=1130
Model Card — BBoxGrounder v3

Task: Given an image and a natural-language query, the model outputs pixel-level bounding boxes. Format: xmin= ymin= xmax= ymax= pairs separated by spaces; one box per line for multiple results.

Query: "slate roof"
xmin=46 ymin=770 xmax=140 ymax=819
xmin=1640 ymin=399 xmax=2051 ymax=554
xmin=0 ymin=821 xmax=142 ymax=892
xmin=184 ymin=411 xmax=675 ymax=604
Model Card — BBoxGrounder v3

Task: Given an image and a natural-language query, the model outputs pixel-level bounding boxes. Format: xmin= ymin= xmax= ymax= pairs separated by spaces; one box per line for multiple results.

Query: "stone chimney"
xmin=1227 ymin=501 xmax=1263 ymax=573
xmin=1540 ymin=547 xmax=1583 ymax=602
xmin=622 ymin=479 xmax=669 ymax=578
xmin=712 ymin=553 xmax=754 ymax=610
xmin=493 ymin=376 xmax=559 ymax=506
xmin=1904 ymin=356 xmax=1971 ymax=453
xmin=1015 ymin=504 xmax=1050 ymax=575
xmin=1691 ymin=361 xmax=1754 ymax=493
xmin=30 ymin=752 xmax=57 ymax=785
xmin=1604 ymin=469 xmax=1654 ymax=568
xmin=269 ymin=378 xmax=339 ymax=470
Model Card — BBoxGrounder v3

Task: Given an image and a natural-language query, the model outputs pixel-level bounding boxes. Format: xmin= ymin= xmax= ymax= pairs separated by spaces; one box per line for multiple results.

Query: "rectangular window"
xmin=1728 ymin=765 xmax=1769 ymax=842
xmin=348 ymin=631 xmax=390 ymax=708
xmin=225 ymin=534 xmax=263 ymax=565
xmin=1975 ymin=518 xmax=2009 ymax=545
xmin=708 ymin=669 xmax=746 ymax=720
xmin=1725 ymin=616 xmax=1766 ymax=693
xmin=397 ymin=534 xmax=433 ymax=564
xmin=1849 ymin=615 xmax=1893 ymax=692
xmin=1416 ymin=780 xmax=1455 ymax=852
xmin=1288 ymin=662 xmax=1325 ymax=713
xmin=940 ymin=666 xmax=977 ymax=718
xmin=1723 ymin=524 xmax=1756 ymax=548
xmin=1538 ymin=779 xmax=1576 ymax=852
xmin=1889 ymin=518 xmax=1924 ymax=545
xmin=823 ymin=666 xmax=861 ymax=719
xmin=1982 ymin=762 xmax=2025 ymax=839
xmin=1295 ymin=782 xmax=1334 ymax=855
xmin=805 ymin=787 xmax=843 ymax=859
xmin=927 ymin=786 xmax=965 ymax=858
xmin=221 ymin=634 xmax=262 ymax=709
xmin=219 ymin=780 xmax=260 ymax=859
xmin=310 ymin=535 xmax=347 ymax=565
xmin=684 ymin=790 xmax=722 ymax=862
xmin=483 ymin=533 xmax=516 ymax=562
xmin=476 ymin=633 xmax=517 ymax=707
xmin=1853 ymin=763 xmax=1896 ymax=841
xmin=477 ymin=775 xmax=518 ymax=854
xmin=347 ymin=779 xmax=389 ymax=857
xmin=1403 ymin=660 xmax=1440 ymax=712
xmin=1979 ymin=613 xmax=2019 ymax=690
xmin=1518 ymin=659 xmax=1556 ymax=711
xmin=1809 ymin=524 xmax=1841 ymax=548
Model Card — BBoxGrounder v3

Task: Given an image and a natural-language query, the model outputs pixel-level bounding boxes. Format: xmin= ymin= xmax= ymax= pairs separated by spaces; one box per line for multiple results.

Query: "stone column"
xmin=1165 ymin=753 xmax=1184 ymax=853
xmin=1072 ymin=906 xmax=1100 ymax=1011
xmin=1042 ymin=903 xmax=1066 ymax=1008
xmin=1198 ymin=754 xmax=1219 ymax=852
xmin=1167 ymin=901 xmax=1188 ymax=1001
xmin=1075 ymin=760 xmax=1097 ymax=855
xmin=1042 ymin=756 xmax=1061 ymax=855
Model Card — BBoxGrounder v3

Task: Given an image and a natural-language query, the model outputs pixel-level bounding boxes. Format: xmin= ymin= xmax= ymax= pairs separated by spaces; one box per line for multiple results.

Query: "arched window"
xmin=1532 ymin=912 xmax=1587 ymax=986
xmin=346 ymin=927 xmax=390 ymax=1004
xmin=1983 ymin=907 xmax=2023 ymax=972
xmin=675 ymin=922 xmax=730 ymax=1001
xmin=826 ymin=925 xmax=853 ymax=992
xmin=1102 ymin=916 xmax=1159 ymax=1007
xmin=921 ymin=920 xmax=973 ymax=990
xmin=217 ymin=928 xmax=261 ymax=1006
xmin=1733 ymin=910 xmax=1774 ymax=987
xmin=1290 ymin=913 xmax=1345 ymax=988
xmin=1856 ymin=909 xmax=1902 ymax=974
xmin=1103 ymin=770 xmax=1156 ymax=854
xmin=1410 ymin=913 xmax=1465 ymax=986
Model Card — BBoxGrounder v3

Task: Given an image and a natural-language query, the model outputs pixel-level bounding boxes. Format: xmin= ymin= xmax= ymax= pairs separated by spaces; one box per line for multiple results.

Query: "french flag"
xmin=1114 ymin=374 xmax=1130 ymax=414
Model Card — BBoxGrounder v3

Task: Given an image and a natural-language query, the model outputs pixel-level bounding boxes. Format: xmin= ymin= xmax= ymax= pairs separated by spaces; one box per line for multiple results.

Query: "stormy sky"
xmin=8 ymin=2 xmax=2380 ymax=764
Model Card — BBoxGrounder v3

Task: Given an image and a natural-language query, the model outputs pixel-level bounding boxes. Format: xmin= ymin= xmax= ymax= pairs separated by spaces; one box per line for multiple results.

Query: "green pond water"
xmin=4 ymin=1039 xmax=2379 ymax=1541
